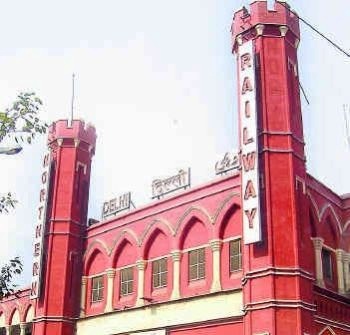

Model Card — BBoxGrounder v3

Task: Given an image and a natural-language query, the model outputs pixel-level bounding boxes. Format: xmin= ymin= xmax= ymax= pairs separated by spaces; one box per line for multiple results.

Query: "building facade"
xmin=1 ymin=1 xmax=350 ymax=334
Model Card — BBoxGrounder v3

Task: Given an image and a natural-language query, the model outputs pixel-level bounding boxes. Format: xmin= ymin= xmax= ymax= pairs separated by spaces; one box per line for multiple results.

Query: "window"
xmin=91 ymin=275 xmax=104 ymax=302
xmin=0 ymin=328 xmax=6 ymax=335
xmin=189 ymin=248 xmax=205 ymax=281
xmin=120 ymin=267 xmax=134 ymax=296
xmin=25 ymin=323 xmax=32 ymax=335
xmin=10 ymin=325 xmax=20 ymax=335
xmin=229 ymin=239 xmax=242 ymax=272
xmin=322 ymin=248 xmax=333 ymax=281
xmin=152 ymin=258 xmax=167 ymax=289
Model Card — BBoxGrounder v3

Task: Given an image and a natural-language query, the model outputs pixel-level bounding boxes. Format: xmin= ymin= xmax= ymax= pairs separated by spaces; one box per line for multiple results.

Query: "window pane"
xmin=91 ymin=276 xmax=104 ymax=302
xmin=120 ymin=267 xmax=134 ymax=296
xmin=159 ymin=258 xmax=167 ymax=271
xmin=153 ymin=258 xmax=167 ymax=288
xmin=153 ymin=261 xmax=159 ymax=274
xmin=230 ymin=240 xmax=240 ymax=254
xmin=189 ymin=265 xmax=197 ymax=280
xmin=322 ymin=249 xmax=333 ymax=280
xmin=160 ymin=272 xmax=167 ymax=286
xmin=230 ymin=240 xmax=242 ymax=272
xmin=198 ymin=263 xmax=205 ymax=279
xmin=189 ymin=250 xmax=197 ymax=264
xmin=198 ymin=249 xmax=205 ymax=263
xmin=188 ymin=248 xmax=206 ymax=281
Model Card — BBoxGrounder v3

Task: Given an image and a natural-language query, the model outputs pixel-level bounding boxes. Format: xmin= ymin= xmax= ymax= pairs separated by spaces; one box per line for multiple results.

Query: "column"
xmin=312 ymin=238 xmax=324 ymax=287
xmin=136 ymin=260 xmax=146 ymax=307
xmin=20 ymin=323 xmax=26 ymax=335
xmin=80 ymin=276 xmax=87 ymax=317
xmin=210 ymin=240 xmax=222 ymax=292
xmin=5 ymin=326 xmax=10 ymax=335
xmin=104 ymin=269 xmax=116 ymax=313
xmin=171 ymin=250 xmax=181 ymax=300
xmin=343 ymin=253 xmax=350 ymax=292
xmin=336 ymin=250 xmax=345 ymax=294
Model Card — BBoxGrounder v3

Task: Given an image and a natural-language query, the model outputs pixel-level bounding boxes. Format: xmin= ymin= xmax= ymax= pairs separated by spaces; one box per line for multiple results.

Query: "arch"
xmin=84 ymin=243 xmax=109 ymax=274
xmin=343 ymin=219 xmax=350 ymax=235
xmin=142 ymin=227 xmax=172 ymax=260
xmin=24 ymin=305 xmax=34 ymax=323
xmin=213 ymin=192 xmax=241 ymax=227
xmin=320 ymin=205 xmax=342 ymax=237
xmin=112 ymin=237 xmax=139 ymax=268
xmin=308 ymin=207 xmax=318 ymax=238
xmin=318 ymin=326 xmax=336 ymax=335
xmin=84 ymin=239 xmax=110 ymax=259
xmin=216 ymin=202 xmax=241 ymax=239
xmin=307 ymin=192 xmax=343 ymax=236
xmin=175 ymin=206 xmax=213 ymax=237
xmin=140 ymin=219 xmax=175 ymax=246
xmin=9 ymin=308 xmax=20 ymax=325
xmin=109 ymin=228 xmax=140 ymax=256
xmin=178 ymin=216 xmax=210 ymax=250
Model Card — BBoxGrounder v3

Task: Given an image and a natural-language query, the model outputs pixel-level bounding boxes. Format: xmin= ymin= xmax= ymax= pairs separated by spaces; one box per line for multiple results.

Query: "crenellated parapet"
xmin=48 ymin=119 xmax=97 ymax=154
xmin=231 ymin=0 xmax=300 ymax=52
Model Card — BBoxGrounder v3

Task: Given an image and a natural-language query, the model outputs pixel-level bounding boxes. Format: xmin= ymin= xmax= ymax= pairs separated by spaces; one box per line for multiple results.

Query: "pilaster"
xmin=312 ymin=238 xmax=324 ymax=287
xmin=136 ymin=260 xmax=146 ymax=307
xmin=171 ymin=250 xmax=181 ymax=300
xmin=209 ymin=240 xmax=222 ymax=292
xmin=20 ymin=323 xmax=26 ymax=335
xmin=104 ymin=269 xmax=116 ymax=313
xmin=343 ymin=253 xmax=350 ymax=292
xmin=80 ymin=276 xmax=88 ymax=317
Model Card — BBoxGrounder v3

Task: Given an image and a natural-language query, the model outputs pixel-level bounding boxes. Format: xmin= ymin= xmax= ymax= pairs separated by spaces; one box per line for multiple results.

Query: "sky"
xmin=0 ymin=0 xmax=349 ymax=287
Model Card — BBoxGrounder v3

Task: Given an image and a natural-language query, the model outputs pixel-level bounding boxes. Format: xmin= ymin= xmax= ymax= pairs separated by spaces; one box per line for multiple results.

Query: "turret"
xmin=231 ymin=1 xmax=314 ymax=334
xmin=33 ymin=119 xmax=96 ymax=335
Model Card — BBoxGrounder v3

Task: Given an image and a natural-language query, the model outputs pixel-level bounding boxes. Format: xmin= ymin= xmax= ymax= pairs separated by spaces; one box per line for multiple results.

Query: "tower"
xmin=33 ymin=120 xmax=96 ymax=335
xmin=232 ymin=1 xmax=314 ymax=334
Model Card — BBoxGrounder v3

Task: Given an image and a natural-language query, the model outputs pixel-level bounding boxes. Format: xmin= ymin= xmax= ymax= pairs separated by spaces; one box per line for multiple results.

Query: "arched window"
xmin=9 ymin=309 xmax=20 ymax=335
xmin=0 ymin=312 xmax=5 ymax=335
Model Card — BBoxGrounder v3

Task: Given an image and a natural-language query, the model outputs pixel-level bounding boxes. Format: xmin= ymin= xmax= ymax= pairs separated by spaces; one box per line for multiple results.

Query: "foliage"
xmin=0 ymin=92 xmax=47 ymax=145
xmin=0 ymin=92 xmax=47 ymax=298
xmin=0 ymin=257 xmax=23 ymax=299
xmin=0 ymin=193 xmax=17 ymax=214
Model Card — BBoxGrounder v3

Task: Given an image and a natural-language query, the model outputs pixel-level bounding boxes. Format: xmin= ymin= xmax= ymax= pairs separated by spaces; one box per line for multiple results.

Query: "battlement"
xmin=231 ymin=0 xmax=299 ymax=49
xmin=48 ymin=119 xmax=97 ymax=147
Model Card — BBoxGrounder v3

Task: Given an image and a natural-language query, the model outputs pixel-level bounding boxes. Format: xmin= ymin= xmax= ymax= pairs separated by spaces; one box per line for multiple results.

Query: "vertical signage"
xmin=239 ymin=40 xmax=261 ymax=244
xmin=30 ymin=151 xmax=51 ymax=299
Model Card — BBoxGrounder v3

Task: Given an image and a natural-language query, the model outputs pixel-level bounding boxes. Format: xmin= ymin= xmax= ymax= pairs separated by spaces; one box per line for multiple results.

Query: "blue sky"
xmin=0 ymin=0 xmax=349 ymax=286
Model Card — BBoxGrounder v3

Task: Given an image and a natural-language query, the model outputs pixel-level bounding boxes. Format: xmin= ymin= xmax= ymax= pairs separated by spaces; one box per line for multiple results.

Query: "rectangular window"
xmin=120 ymin=267 xmax=134 ymax=296
xmin=322 ymin=248 xmax=333 ymax=281
xmin=229 ymin=239 xmax=242 ymax=272
xmin=91 ymin=275 xmax=104 ymax=302
xmin=189 ymin=248 xmax=205 ymax=281
xmin=10 ymin=325 xmax=20 ymax=335
xmin=152 ymin=258 xmax=167 ymax=289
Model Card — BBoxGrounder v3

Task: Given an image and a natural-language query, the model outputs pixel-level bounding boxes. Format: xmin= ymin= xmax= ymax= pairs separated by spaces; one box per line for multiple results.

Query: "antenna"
xmin=343 ymin=104 xmax=350 ymax=150
xmin=70 ymin=73 xmax=75 ymax=127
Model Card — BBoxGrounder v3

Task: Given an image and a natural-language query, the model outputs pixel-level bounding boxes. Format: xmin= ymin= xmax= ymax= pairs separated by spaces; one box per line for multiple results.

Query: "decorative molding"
xmin=255 ymin=24 xmax=265 ymax=36
xmin=106 ymin=268 xmax=116 ymax=278
xmin=279 ymin=25 xmax=288 ymax=37
xmin=136 ymin=260 xmax=147 ymax=271
xmin=236 ymin=35 xmax=243 ymax=46
xmin=209 ymin=239 xmax=222 ymax=252
xmin=171 ymin=250 xmax=181 ymax=262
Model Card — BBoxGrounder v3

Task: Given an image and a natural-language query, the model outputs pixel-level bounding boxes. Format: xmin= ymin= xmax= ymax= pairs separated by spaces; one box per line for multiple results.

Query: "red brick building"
xmin=1 ymin=1 xmax=350 ymax=334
